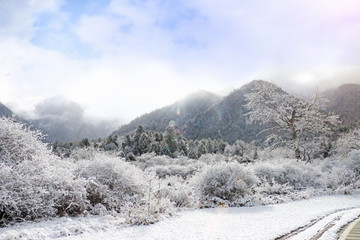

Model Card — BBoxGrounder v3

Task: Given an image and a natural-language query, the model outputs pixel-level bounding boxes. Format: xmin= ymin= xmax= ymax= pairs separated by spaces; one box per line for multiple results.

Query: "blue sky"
xmin=1 ymin=0 xmax=360 ymax=121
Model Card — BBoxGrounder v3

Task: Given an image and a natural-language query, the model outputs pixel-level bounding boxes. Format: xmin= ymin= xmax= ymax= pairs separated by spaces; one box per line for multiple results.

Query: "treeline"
xmin=53 ymin=125 xmax=259 ymax=162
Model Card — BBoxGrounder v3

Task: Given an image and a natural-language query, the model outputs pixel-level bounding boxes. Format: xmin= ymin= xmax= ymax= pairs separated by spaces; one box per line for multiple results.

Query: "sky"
xmin=1 ymin=0 xmax=360 ymax=122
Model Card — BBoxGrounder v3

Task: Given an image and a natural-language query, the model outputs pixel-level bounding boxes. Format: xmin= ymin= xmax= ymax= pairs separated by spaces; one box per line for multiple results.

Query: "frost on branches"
xmin=0 ymin=117 xmax=49 ymax=165
xmin=0 ymin=117 xmax=85 ymax=226
xmin=245 ymin=81 xmax=339 ymax=161
xmin=333 ymin=127 xmax=360 ymax=156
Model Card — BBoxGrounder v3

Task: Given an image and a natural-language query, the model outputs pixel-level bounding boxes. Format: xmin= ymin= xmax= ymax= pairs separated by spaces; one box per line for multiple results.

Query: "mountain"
xmin=323 ymin=83 xmax=360 ymax=125
xmin=29 ymin=96 xmax=120 ymax=142
xmin=113 ymin=90 xmax=222 ymax=136
xmin=184 ymin=80 xmax=267 ymax=143
xmin=1 ymin=98 xmax=118 ymax=142
xmin=113 ymin=80 xmax=270 ymax=144
xmin=0 ymin=101 xmax=14 ymax=118
xmin=32 ymin=118 xmax=119 ymax=142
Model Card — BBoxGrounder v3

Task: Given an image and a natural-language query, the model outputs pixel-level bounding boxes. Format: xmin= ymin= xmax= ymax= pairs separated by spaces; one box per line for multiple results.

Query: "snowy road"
xmin=1 ymin=195 xmax=360 ymax=240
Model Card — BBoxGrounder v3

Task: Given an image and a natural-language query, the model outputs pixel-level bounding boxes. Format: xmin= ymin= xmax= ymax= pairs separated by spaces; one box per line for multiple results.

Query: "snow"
xmin=1 ymin=194 xmax=360 ymax=240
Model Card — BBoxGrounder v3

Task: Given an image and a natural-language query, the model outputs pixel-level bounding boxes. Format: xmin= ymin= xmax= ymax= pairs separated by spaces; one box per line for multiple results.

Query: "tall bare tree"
xmin=245 ymin=81 xmax=339 ymax=161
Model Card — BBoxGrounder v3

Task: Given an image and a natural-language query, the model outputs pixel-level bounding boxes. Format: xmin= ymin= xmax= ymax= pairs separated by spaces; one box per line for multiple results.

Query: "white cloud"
xmin=0 ymin=0 xmax=64 ymax=41
xmin=0 ymin=39 xmax=83 ymax=111
xmin=1 ymin=0 xmax=360 ymax=122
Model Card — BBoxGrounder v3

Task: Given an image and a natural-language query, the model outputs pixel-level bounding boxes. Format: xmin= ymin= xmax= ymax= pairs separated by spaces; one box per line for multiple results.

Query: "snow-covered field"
xmin=1 ymin=194 xmax=360 ymax=240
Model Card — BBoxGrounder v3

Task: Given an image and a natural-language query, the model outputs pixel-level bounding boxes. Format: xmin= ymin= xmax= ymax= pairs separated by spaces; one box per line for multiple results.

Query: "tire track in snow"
xmin=308 ymin=215 xmax=342 ymax=240
xmin=274 ymin=207 xmax=358 ymax=240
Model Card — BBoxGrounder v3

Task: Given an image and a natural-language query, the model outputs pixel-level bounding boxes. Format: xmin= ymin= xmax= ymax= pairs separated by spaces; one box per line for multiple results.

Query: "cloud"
xmin=34 ymin=96 xmax=83 ymax=122
xmin=251 ymin=65 xmax=360 ymax=97
xmin=1 ymin=0 xmax=360 ymax=123
xmin=0 ymin=0 xmax=64 ymax=41
xmin=29 ymin=96 xmax=119 ymax=142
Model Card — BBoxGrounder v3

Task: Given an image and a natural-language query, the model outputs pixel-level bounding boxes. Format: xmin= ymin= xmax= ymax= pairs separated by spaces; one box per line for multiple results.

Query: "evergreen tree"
xmin=164 ymin=126 xmax=178 ymax=157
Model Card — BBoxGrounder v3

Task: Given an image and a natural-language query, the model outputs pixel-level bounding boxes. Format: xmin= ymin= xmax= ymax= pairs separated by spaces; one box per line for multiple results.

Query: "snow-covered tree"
xmin=163 ymin=126 xmax=178 ymax=157
xmin=333 ymin=127 xmax=360 ymax=156
xmin=245 ymin=81 xmax=339 ymax=161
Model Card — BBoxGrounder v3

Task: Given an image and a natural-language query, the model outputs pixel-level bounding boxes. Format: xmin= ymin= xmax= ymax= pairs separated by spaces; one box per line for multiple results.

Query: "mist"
xmin=27 ymin=96 xmax=121 ymax=142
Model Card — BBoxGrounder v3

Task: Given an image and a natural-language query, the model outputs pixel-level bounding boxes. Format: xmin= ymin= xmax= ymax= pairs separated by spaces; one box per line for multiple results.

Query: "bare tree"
xmin=245 ymin=81 xmax=339 ymax=161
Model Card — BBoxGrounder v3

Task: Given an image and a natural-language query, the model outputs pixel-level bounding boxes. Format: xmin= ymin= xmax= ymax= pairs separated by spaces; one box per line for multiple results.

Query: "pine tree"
xmin=164 ymin=126 xmax=178 ymax=157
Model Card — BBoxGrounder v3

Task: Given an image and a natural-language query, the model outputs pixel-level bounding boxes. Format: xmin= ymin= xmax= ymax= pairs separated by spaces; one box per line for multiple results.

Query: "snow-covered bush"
xmin=348 ymin=150 xmax=360 ymax=176
xmin=122 ymin=172 xmax=175 ymax=225
xmin=0 ymin=117 xmax=87 ymax=226
xmin=0 ymin=117 xmax=50 ymax=165
xmin=147 ymin=164 xmax=198 ymax=179
xmin=135 ymin=153 xmax=200 ymax=179
xmin=122 ymin=197 xmax=174 ymax=225
xmin=158 ymin=176 xmax=195 ymax=208
xmin=75 ymin=153 xmax=146 ymax=213
xmin=258 ymin=147 xmax=294 ymax=159
xmin=332 ymin=128 xmax=360 ymax=156
xmin=252 ymin=159 xmax=325 ymax=190
xmin=198 ymin=154 xmax=227 ymax=165
xmin=70 ymin=147 xmax=97 ymax=161
xmin=191 ymin=162 xmax=258 ymax=207
xmin=320 ymin=152 xmax=360 ymax=191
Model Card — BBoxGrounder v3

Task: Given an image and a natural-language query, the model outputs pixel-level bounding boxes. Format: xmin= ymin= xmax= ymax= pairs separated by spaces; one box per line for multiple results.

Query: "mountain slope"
xmin=184 ymin=80 xmax=267 ymax=143
xmin=0 ymin=101 xmax=14 ymax=118
xmin=113 ymin=90 xmax=221 ymax=136
xmin=113 ymin=80 xmax=272 ymax=144
xmin=323 ymin=83 xmax=360 ymax=125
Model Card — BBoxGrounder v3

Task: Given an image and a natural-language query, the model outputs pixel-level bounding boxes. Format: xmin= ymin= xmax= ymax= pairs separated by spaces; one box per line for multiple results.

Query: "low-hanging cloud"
xmin=30 ymin=96 xmax=120 ymax=142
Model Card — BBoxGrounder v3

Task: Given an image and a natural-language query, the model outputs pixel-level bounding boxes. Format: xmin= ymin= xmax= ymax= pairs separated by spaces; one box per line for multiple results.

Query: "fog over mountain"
xmin=323 ymin=83 xmax=360 ymax=126
xmin=26 ymin=96 xmax=120 ymax=142
xmin=1 ymin=96 xmax=120 ymax=142
xmin=113 ymin=90 xmax=221 ymax=137
xmin=2 ymin=80 xmax=360 ymax=143
xmin=112 ymin=80 xmax=360 ymax=144
xmin=113 ymin=80 xmax=281 ymax=143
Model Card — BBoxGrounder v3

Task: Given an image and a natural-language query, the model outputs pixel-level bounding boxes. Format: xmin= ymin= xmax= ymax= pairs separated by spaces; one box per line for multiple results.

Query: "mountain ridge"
xmin=0 ymin=101 xmax=14 ymax=118
xmin=113 ymin=80 xmax=270 ymax=143
xmin=113 ymin=90 xmax=222 ymax=136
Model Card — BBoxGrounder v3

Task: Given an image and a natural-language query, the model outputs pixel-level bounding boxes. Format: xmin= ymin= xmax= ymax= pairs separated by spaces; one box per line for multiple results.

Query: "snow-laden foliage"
xmin=191 ymin=162 xmax=258 ymax=207
xmin=258 ymin=147 xmax=294 ymax=159
xmin=2 ymin=116 xmax=360 ymax=229
xmin=197 ymin=153 xmax=228 ymax=165
xmin=0 ymin=117 xmax=87 ymax=226
xmin=333 ymin=127 xmax=360 ymax=156
xmin=0 ymin=117 xmax=49 ymax=165
xmin=224 ymin=140 xmax=255 ymax=161
xmin=245 ymin=81 xmax=339 ymax=161
xmin=121 ymin=172 xmax=175 ymax=225
xmin=158 ymin=176 xmax=195 ymax=208
xmin=75 ymin=153 xmax=146 ymax=213
xmin=252 ymin=159 xmax=325 ymax=190
xmin=135 ymin=153 xmax=200 ymax=179
xmin=0 ymin=118 xmax=176 ymax=226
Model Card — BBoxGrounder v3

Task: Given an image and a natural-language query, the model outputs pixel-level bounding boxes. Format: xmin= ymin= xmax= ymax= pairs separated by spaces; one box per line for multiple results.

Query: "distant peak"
xmin=337 ymin=83 xmax=360 ymax=90
xmin=180 ymin=90 xmax=221 ymax=103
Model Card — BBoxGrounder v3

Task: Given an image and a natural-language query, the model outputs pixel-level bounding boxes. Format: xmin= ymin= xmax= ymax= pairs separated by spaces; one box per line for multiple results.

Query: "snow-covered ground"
xmin=1 ymin=194 xmax=360 ymax=240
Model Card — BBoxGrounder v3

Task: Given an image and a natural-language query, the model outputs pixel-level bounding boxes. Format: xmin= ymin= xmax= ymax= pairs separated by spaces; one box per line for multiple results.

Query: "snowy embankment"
xmin=1 ymin=194 xmax=360 ymax=240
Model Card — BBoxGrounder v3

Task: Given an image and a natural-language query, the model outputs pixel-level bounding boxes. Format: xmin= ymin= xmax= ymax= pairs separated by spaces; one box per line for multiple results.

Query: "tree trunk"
xmin=289 ymin=109 xmax=301 ymax=160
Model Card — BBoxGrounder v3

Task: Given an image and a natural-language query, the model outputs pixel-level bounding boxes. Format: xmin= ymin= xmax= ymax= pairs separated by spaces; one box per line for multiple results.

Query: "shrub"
xmin=0 ymin=118 xmax=87 ymax=226
xmin=75 ymin=153 xmax=146 ymax=213
xmin=252 ymin=159 xmax=325 ymax=190
xmin=191 ymin=162 xmax=258 ymax=207
xmin=0 ymin=117 xmax=50 ymax=165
